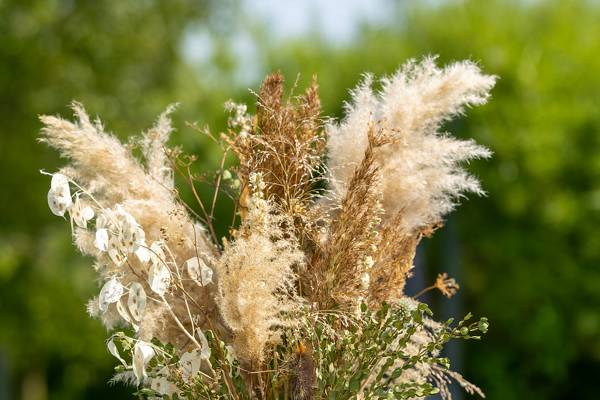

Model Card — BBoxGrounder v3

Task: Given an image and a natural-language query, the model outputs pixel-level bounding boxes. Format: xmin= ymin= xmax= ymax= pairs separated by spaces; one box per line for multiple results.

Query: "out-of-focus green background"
xmin=1 ymin=0 xmax=599 ymax=399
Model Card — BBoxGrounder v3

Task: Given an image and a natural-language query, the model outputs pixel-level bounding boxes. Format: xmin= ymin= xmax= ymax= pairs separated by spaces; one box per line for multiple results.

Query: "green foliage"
xmin=233 ymin=1 xmax=600 ymax=398
xmin=2 ymin=0 xmax=599 ymax=399
xmin=307 ymin=303 xmax=486 ymax=399
xmin=110 ymin=303 xmax=486 ymax=400
xmin=0 ymin=1 xmax=228 ymax=399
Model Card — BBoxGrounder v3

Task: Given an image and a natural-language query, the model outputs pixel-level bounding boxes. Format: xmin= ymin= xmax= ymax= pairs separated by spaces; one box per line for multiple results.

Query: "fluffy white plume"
xmin=39 ymin=103 xmax=217 ymax=348
xmin=327 ymin=56 xmax=496 ymax=233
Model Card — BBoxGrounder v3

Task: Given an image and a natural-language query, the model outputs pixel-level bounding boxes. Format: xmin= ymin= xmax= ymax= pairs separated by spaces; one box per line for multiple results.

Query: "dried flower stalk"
xmin=40 ymin=56 xmax=495 ymax=399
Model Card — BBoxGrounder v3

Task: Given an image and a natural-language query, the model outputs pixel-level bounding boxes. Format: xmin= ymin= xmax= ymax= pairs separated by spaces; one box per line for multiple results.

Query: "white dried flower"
xmin=148 ymin=241 xmax=166 ymax=266
xmin=100 ymin=205 xmax=149 ymax=266
xmin=70 ymin=195 xmax=95 ymax=228
xmin=94 ymin=228 xmax=109 ymax=251
xmin=107 ymin=235 xmax=127 ymax=266
xmin=134 ymin=245 xmax=151 ymax=264
xmin=116 ymin=299 xmax=135 ymax=327
xmin=98 ymin=277 xmax=124 ymax=312
xmin=179 ymin=349 xmax=203 ymax=382
xmin=47 ymin=173 xmax=72 ymax=216
xmin=185 ymin=257 xmax=213 ymax=286
xmin=107 ymin=337 xmax=127 ymax=366
xmin=127 ymin=282 xmax=147 ymax=321
xmin=133 ymin=341 xmax=155 ymax=385
xmin=115 ymin=205 xmax=146 ymax=254
xmin=148 ymin=258 xmax=171 ymax=296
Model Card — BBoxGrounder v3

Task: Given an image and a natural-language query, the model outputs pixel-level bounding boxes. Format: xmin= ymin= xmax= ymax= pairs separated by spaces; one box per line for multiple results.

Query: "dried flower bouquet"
xmin=41 ymin=56 xmax=494 ymax=399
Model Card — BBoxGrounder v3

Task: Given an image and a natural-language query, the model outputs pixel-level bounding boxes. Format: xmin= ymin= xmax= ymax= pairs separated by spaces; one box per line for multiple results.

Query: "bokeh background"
xmin=1 ymin=0 xmax=599 ymax=399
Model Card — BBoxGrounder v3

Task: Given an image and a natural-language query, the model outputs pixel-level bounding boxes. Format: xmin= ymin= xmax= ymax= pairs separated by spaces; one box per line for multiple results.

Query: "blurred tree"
xmin=0 ymin=1 xmax=233 ymax=399
xmin=2 ymin=0 xmax=600 ymax=399
xmin=230 ymin=1 xmax=599 ymax=399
